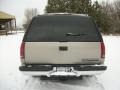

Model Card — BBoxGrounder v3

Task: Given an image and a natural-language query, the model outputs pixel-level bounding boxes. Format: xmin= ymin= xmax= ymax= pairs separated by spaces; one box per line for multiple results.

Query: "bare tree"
xmin=114 ymin=0 xmax=120 ymax=19
xmin=113 ymin=0 xmax=120 ymax=33
xmin=100 ymin=0 xmax=120 ymax=34
xmin=23 ymin=8 xmax=38 ymax=29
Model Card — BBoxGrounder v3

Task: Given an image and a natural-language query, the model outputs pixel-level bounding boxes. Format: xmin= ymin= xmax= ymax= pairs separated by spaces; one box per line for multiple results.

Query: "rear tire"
xmin=59 ymin=76 xmax=68 ymax=81
xmin=40 ymin=76 xmax=49 ymax=80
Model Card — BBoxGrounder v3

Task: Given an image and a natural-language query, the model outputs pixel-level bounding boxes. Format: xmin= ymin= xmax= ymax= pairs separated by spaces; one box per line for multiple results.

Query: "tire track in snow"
xmin=21 ymin=76 xmax=104 ymax=90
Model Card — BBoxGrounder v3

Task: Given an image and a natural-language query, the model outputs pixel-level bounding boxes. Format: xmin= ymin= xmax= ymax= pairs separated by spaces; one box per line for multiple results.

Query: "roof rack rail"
xmin=44 ymin=13 xmax=71 ymax=15
xmin=43 ymin=13 xmax=88 ymax=16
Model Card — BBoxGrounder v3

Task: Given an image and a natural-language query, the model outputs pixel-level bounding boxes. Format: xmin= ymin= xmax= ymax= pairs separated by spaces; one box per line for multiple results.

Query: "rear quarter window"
xmin=23 ymin=15 xmax=102 ymax=42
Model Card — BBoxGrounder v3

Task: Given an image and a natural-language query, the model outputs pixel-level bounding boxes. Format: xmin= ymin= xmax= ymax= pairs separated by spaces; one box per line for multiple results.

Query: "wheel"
xmin=59 ymin=76 xmax=68 ymax=81
xmin=40 ymin=76 xmax=49 ymax=80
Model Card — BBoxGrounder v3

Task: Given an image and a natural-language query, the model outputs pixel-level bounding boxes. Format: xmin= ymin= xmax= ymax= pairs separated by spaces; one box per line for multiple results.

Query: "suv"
xmin=19 ymin=14 xmax=107 ymax=77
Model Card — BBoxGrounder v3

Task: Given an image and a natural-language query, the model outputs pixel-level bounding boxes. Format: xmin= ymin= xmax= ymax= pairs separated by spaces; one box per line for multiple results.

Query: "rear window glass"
xmin=24 ymin=15 xmax=101 ymax=42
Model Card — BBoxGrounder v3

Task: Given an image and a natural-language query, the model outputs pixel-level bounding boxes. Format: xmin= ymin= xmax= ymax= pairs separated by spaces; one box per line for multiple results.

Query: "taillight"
xmin=20 ymin=42 xmax=25 ymax=59
xmin=101 ymin=42 xmax=105 ymax=58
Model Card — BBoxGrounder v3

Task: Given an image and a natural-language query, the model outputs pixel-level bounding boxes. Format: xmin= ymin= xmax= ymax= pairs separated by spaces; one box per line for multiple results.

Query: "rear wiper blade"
xmin=66 ymin=33 xmax=88 ymax=36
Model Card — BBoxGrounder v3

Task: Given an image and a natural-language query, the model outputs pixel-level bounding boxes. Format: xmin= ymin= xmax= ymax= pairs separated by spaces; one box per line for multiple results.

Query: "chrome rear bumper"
xmin=19 ymin=65 xmax=107 ymax=77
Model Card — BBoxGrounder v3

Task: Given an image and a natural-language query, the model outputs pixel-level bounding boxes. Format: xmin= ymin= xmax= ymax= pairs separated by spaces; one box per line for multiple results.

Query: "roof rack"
xmin=43 ymin=13 xmax=88 ymax=16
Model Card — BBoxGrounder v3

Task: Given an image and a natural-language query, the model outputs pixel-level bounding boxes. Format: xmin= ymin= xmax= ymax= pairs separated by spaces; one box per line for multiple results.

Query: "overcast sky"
xmin=0 ymin=0 xmax=113 ymax=27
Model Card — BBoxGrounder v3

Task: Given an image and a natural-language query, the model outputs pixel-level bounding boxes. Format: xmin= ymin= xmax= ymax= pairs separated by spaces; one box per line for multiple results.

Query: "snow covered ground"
xmin=0 ymin=33 xmax=120 ymax=90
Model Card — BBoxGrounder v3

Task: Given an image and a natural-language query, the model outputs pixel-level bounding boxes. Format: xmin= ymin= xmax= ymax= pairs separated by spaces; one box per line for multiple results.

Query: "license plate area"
xmin=56 ymin=67 xmax=72 ymax=72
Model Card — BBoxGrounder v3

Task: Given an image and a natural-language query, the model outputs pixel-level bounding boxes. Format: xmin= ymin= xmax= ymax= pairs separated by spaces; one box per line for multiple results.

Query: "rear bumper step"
xmin=19 ymin=65 xmax=107 ymax=77
xmin=74 ymin=65 xmax=107 ymax=71
xmin=19 ymin=65 xmax=53 ymax=71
